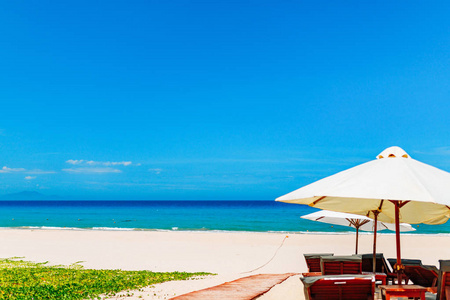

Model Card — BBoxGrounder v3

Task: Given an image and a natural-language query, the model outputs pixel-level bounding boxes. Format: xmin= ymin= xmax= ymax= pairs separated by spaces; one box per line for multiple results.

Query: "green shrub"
xmin=0 ymin=258 xmax=210 ymax=299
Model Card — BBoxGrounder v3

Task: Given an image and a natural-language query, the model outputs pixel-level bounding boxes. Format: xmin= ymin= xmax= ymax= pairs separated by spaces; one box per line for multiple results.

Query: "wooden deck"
xmin=170 ymin=273 xmax=297 ymax=300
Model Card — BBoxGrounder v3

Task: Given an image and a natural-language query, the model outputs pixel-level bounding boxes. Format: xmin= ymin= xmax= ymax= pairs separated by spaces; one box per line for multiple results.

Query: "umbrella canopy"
xmin=277 ymin=146 xmax=450 ymax=282
xmin=301 ymin=210 xmax=415 ymax=232
xmin=277 ymin=147 xmax=450 ymax=225
xmin=301 ymin=210 xmax=415 ymax=254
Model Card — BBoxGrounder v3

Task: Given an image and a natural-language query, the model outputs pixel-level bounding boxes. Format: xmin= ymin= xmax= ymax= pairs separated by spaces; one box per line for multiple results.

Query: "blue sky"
xmin=1 ymin=1 xmax=450 ymax=200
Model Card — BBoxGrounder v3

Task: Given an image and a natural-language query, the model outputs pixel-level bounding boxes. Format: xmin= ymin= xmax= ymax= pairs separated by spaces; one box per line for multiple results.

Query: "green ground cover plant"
xmin=0 ymin=258 xmax=211 ymax=299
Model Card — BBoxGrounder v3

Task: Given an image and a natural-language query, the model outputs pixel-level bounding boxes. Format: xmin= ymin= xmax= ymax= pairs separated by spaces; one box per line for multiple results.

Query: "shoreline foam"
xmin=1 ymin=226 xmax=450 ymax=237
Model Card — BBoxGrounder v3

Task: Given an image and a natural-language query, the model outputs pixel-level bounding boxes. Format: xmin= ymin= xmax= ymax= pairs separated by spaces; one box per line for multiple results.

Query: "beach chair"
xmin=437 ymin=260 xmax=450 ymax=300
xmin=360 ymin=253 xmax=397 ymax=285
xmin=321 ymin=255 xmax=362 ymax=275
xmin=301 ymin=274 xmax=375 ymax=300
xmin=361 ymin=253 xmax=391 ymax=273
xmin=388 ymin=258 xmax=437 ymax=287
xmin=304 ymin=253 xmax=334 ymax=273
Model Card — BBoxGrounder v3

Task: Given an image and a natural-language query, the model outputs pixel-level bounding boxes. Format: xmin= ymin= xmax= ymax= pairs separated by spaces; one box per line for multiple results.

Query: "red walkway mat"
xmin=170 ymin=273 xmax=297 ymax=300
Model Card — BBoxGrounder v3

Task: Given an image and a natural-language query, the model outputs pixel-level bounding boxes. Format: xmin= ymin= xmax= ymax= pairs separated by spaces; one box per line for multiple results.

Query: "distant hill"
xmin=0 ymin=191 xmax=64 ymax=200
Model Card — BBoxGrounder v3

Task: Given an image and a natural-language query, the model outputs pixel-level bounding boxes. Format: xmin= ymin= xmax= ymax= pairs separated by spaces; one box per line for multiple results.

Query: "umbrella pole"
xmin=372 ymin=211 xmax=379 ymax=274
xmin=394 ymin=201 xmax=403 ymax=284
xmin=355 ymin=227 xmax=359 ymax=254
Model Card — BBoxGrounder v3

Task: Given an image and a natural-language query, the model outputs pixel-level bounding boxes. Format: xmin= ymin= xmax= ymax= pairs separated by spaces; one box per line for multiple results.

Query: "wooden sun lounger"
xmin=321 ymin=255 xmax=362 ymax=275
xmin=303 ymin=254 xmax=388 ymax=285
xmin=437 ymin=260 xmax=450 ymax=300
xmin=304 ymin=253 xmax=334 ymax=273
xmin=361 ymin=253 xmax=391 ymax=274
xmin=315 ymin=255 xmax=388 ymax=284
xmin=404 ymin=264 xmax=438 ymax=287
xmin=300 ymin=274 xmax=375 ymax=300
xmin=360 ymin=253 xmax=399 ymax=285
xmin=388 ymin=258 xmax=438 ymax=287
xmin=303 ymin=255 xmax=364 ymax=278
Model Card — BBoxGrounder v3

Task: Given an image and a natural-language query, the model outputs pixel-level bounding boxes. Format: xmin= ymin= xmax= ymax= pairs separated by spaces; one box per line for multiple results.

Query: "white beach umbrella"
xmin=277 ymin=146 xmax=450 ymax=282
xmin=301 ymin=210 xmax=415 ymax=255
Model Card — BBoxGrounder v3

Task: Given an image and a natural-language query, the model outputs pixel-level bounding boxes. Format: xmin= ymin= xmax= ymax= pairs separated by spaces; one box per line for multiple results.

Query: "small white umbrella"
xmin=301 ymin=210 xmax=415 ymax=255
xmin=277 ymin=146 xmax=450 ymax=282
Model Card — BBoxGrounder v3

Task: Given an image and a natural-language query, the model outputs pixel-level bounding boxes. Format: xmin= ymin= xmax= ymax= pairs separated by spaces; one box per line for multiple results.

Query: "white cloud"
xmin=0 ymin=166 xmax=55 ymax=174
xmin=66 ymin=159 xmax=84 ymax=165
xmin=24 ymin=176 xmax=36 ymax=180
xmin=0 ymin=166 xmax=26 ymax=173
xmin=149 ymin=168 xmax=163 ymax=174
xmin=105 ymin=161 xmax=132 ymax=166
xmin=66 ymin=160 xmax=134 ymax=166
xmin=26 ymin=169 xmax=57 ymax=174
xmin=428 ymin=147 xmax=450 ymax=156
xmin=62 ymin=167 xmax=122 ymax=174
xmin=86 ymin=181 xmax=199 ymax=190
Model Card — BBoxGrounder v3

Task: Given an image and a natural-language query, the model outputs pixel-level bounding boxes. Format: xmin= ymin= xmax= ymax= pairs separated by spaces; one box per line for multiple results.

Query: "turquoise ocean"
xmin=0 ymin=201 xmax=449 ymax=234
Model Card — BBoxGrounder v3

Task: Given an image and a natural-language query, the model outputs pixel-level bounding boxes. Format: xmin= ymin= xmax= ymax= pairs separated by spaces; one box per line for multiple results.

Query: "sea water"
xmin=0 ymin=201 xmax=449 ymax=234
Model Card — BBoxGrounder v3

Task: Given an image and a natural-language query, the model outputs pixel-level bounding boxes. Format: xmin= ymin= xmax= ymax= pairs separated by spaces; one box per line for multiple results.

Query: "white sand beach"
xmin=1 ymin=229 xmax=449 ymax=299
